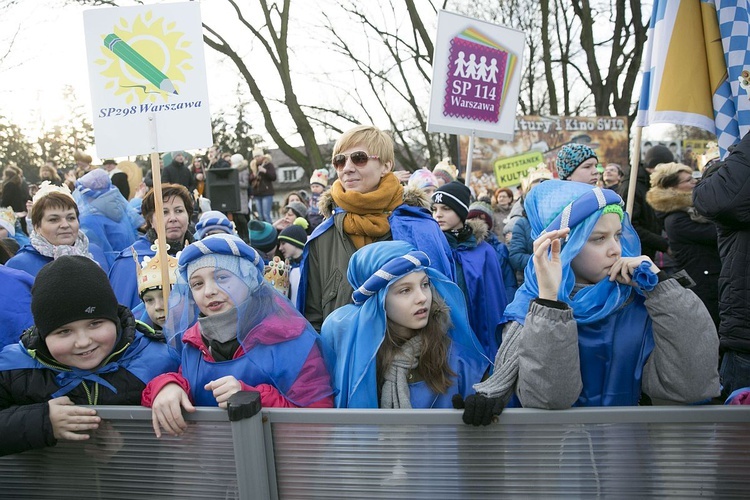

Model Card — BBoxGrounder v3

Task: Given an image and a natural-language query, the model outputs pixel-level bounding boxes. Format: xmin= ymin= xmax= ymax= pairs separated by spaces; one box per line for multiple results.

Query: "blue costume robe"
xmin=0 ymin=267 xmax=33 ymax=350
xmin=5 ymin=243 xmax=109 ymax=278
xmin=0 ymin=331 xmax=179 ymax=399
xmin=448 ymin=234 xmax=508 ymax=360
xmin=108 ymin=236 xmax=155 ymax=310
xmin=297 ymin=204 xmax=456 ymax=313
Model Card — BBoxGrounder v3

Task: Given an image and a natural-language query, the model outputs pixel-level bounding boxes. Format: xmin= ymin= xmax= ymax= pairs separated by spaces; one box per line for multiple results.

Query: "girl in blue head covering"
xmin=458 ymin=180 xmax=719 ymax=422
xmin=321 ymin=240 xmax=489 ymax=409
xmin=142 ymin=234 xmax=334 ymax=438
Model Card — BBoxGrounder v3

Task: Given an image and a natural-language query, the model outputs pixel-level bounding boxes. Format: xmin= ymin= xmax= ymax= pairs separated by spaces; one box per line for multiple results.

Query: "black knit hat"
xmin=278 ymin=224 xmax=307 ymax=249
xmin=644 ymin=145 xmax=674 ymax=170
xmin=32 ymin=256 xmax=119 ymax=337
xmin=432 ymin=181 xmax=471 ymax=222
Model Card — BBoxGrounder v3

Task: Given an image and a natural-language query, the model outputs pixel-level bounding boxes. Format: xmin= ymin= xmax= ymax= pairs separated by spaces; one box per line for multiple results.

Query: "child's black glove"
xmin=452 ymin=393 xmax=504 ymax=426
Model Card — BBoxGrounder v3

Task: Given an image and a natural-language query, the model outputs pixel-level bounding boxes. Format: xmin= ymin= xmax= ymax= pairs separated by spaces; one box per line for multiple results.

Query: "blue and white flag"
xmin=636 ymin=0 xmax=750 ymax=158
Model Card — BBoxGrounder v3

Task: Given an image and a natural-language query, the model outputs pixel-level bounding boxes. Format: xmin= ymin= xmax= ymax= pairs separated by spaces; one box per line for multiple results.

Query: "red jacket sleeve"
xmin=141 ymin=369 xmax=191 ymax=407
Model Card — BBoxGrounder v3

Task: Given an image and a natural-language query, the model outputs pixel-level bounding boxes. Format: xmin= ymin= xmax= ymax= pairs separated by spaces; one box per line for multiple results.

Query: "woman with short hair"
xmin=108 ymin=183 xmax=194 ymax=309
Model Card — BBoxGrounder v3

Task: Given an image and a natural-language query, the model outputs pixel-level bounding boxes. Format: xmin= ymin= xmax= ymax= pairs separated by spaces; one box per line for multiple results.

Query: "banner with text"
xmin=459 ymin=116 xmax=629 ymax=194
xmin=427 ymin=11 xmax=525 ymax=141
xmin=84 ymin=2 xmax=212 ymax=157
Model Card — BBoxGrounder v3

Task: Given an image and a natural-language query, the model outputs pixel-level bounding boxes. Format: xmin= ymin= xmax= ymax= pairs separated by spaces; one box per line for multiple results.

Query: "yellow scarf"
xmin=330 ymin=173 xmax=404 ymax=249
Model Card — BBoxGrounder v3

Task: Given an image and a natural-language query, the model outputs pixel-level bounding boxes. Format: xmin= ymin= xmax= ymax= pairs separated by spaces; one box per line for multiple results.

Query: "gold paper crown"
xmin=521 ymin=163 xmax=554 ymax=191
xmin=433 ymin=157 xmax=459 ymax=179
xmin=0 ymin=206 xmax=16 ymax=227
xmin=263 ymin=256 xmax=290 ymax=296
xmin=135 ymin=243 xmax=179 ymax=296
xmin=32 ymin=181 xmax=75 ymax=206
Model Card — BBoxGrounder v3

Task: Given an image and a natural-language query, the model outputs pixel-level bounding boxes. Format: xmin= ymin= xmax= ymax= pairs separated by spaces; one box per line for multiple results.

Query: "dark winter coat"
xmin=647 ymin=187 xmax=721 ymax=326
xmin=249 ymin=155 xmax=277 ymax=197
xmin=0 ymin=306 xmax=177 ymax=456
xmin=693 ymin=131 xmax=750 ymax=353
xmin=161 ymin=161 xmax=195 ymax=192
xmin=619 ymin=168 xmax=669 ymax=259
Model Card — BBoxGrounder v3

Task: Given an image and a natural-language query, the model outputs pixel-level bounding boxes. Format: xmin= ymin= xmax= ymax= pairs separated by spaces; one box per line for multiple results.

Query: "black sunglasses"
xmin=332 ymin=151 xmax=380 ymax=170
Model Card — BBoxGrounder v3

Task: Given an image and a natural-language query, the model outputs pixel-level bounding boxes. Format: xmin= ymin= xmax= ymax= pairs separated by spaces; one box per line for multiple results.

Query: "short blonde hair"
xmin=332 ymin=125 xmax=394 ymax=168
xmin=649 ymin=162 xmax=692 ymax=189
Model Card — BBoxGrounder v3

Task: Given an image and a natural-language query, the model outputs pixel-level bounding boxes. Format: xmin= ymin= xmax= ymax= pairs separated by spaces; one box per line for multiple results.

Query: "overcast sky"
xmin=0 ymin=0 xmax=357 ymax=151
xmin=0 ymin=0 xmax=672 ymax=160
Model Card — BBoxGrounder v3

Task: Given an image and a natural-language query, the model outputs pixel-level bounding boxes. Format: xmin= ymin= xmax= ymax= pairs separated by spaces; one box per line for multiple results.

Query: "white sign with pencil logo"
xmin=83 ymin=2 xmax=212 ymax=157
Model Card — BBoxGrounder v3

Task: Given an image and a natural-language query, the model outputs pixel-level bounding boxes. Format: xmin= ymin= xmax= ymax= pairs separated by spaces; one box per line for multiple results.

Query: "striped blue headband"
xmin=351 ymin=251 xmax=431 ymax=305
xmin=543 ymin=187 xmax=623 ymax=235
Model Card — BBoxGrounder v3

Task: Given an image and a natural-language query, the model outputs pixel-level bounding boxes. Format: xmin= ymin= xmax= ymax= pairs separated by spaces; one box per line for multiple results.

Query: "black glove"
xmin=452 ymin=393 xmax=504 ymax=426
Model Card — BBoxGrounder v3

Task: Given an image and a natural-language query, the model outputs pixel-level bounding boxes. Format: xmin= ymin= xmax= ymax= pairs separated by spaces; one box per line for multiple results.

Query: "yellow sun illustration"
xmin=94 ymin=10 xmax=193 ymax=104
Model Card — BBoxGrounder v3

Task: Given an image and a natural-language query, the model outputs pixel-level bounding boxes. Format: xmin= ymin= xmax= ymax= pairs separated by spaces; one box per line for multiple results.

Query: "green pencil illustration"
xmin=103 ymin=33 xmax=178 ymax=95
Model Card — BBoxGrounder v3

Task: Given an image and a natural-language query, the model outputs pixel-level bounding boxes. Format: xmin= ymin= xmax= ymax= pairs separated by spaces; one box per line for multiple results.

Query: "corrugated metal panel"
xmin=269 ymin=417 xmax=750 ymax=499
xmin=0 ymin=408 xmax=238 ymax=499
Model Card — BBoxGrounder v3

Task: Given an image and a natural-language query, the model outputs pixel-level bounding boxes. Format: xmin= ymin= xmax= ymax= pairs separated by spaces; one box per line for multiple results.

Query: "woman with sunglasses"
xmin=297 ymin=125 xmax=455 ymax=331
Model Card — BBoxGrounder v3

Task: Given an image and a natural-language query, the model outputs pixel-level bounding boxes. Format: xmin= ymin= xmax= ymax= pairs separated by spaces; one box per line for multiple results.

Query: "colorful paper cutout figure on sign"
xmin=444 ymin=27 xmax=517 ymax=123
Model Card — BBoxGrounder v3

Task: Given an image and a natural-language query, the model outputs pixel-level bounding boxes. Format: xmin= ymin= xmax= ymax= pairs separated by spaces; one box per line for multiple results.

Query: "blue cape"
xmin=0 ymin=331 xmax=179 ymax=398
xmin=297 ymin=203 xmax=456 ymax=313
xmin=5 ymin=243 xmax=110 ymax=278
xmin=320 ymin=240 xmax=488 ymax=408
xmin=0 ymin=267 xmax=33 ymax=350
xmin=450 ymin=236 xmax=508 ymax=359
xmin=108 ymin=236 xmax=155 ymax=310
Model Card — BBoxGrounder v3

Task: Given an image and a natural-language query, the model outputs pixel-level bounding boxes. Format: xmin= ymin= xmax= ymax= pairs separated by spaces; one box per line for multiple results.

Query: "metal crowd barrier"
xmin=2 ymin=393 xmax=749 ymax=499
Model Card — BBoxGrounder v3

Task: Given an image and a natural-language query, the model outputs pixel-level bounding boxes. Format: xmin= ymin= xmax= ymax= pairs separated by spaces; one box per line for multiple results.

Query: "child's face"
xmin=571 ymin=213 xmax=622 ymax=284
xmin=385 ymin=271 xmax=432 ymax=333
xmin=278 ymin=241 xmax=302 ymax=260
xmin=287 ymin=195 xmax=302 ymax=204
xmin=142 ymin=289 xmax=167 ymax=327
xmin=45 ymin=318 xmax=117 ymax=370
xmin=283 ymin=209 xmax=297 ymax=223
xmin=189 ymin=267 xmax=249 ymax=316
xmin=310 ymin=184 xmax=324 ymax=194
xmin=431 ymin=203 xmax=463 ymax=231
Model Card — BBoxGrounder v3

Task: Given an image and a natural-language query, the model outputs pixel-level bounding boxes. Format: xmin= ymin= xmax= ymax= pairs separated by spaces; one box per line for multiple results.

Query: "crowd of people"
xmin=1 ymin=123 xmax=746 ymax=457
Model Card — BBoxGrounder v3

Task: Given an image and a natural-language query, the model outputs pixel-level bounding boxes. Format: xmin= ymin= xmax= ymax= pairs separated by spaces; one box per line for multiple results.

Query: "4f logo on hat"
xmin=85 ymin=306 xmax=96 ymax=314
xmin=434 ymin=193 xmax=444 ymax=204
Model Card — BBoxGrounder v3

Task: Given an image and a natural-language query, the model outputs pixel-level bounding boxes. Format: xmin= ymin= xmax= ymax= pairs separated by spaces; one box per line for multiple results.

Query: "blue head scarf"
xmin=321 ymin=240 xmax=487 ymax=408
xmin=503 ymin=180 xmax=642 ymax=325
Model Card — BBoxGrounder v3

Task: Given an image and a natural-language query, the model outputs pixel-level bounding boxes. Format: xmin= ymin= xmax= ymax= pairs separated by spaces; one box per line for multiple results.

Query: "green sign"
xmin=494 ymin=151 xmax=545 ymax=187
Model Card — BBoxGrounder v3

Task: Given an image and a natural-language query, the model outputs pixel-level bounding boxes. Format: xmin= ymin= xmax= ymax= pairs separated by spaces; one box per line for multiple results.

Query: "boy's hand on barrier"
xmin=452 ymin=393 xmax=504 ymax=426
xmin=532 ymin=228 xmax=570 ymax=300
xmin=48 ymin=396 xmax=100 ymax=441
xmin=151 ymin=383 xmax=195 ymax=438
xmin=205 ymin=376 xmax=242 ymax=409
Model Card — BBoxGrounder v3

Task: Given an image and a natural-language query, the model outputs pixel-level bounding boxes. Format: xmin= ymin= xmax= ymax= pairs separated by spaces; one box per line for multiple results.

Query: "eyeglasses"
xmin=332 ymin=151 xmax=379 ymax=170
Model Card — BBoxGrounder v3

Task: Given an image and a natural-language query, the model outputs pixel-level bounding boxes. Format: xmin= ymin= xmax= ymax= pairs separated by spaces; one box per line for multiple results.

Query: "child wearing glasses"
xmin=298 ymin=125 xmax=454 ymax=331
xmin=142 ymin=234 xmax=333 ymax=438
xmin=431 ymin=181 xmax=509 ymax=359
xmin=456 ymin=180 xmax=719 ymax=425
xmin=321 ymin=240 xmax=488 ymax=408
